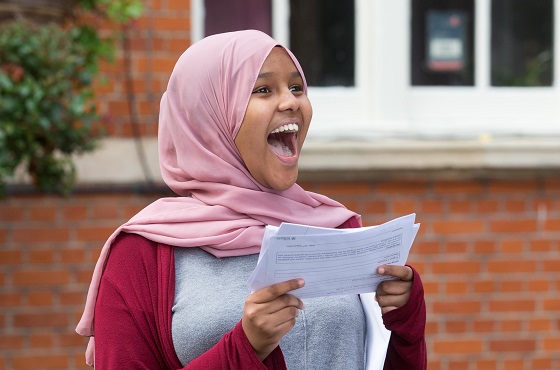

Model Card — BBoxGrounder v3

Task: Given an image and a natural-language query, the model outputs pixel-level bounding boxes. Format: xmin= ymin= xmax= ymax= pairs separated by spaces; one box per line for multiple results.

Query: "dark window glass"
xmin=204 ymin=0 xmax=272 ymax=37
xmin=491 ymin=0 xmax=553 ymax=87
xmin=289 ymin=0 xmax=355 ymax=86
xmin=411 ymin=0 xmax=475 ymax=86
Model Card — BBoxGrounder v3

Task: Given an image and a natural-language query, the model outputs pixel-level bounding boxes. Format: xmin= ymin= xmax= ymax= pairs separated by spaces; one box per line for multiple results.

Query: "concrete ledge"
xmin=69 ymin=136 xmax=560 ymax=184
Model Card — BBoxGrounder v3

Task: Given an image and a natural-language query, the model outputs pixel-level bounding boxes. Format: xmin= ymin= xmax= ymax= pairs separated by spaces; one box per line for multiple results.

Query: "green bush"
xmin=0 ymin=0 xmax=142 ymax=195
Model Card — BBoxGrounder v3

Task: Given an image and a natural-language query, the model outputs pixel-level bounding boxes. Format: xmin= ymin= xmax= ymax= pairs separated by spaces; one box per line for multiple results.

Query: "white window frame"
xmin=193 ymin=0 xmax=560 ymax=139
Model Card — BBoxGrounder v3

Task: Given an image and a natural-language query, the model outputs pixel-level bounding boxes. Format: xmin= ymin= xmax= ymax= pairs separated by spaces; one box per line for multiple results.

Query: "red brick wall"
xmin=94 ymin=0 xmax=191 ymax=137
xmin=1 ymin=178 xmax=560 ymax=369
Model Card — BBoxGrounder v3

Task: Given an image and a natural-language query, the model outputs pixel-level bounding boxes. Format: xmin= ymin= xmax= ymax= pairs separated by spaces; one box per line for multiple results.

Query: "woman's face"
xmin=235 ymin=47 xmax=312 ymax=191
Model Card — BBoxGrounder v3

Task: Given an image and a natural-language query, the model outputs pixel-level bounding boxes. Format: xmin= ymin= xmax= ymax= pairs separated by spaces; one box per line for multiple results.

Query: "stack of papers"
xmin=247 ymin=213 xmax=420 ymax=299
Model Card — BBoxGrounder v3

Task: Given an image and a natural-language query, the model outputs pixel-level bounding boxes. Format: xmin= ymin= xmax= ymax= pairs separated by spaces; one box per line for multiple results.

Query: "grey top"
xmin=172 ymin=247 xmax=366 ymax=369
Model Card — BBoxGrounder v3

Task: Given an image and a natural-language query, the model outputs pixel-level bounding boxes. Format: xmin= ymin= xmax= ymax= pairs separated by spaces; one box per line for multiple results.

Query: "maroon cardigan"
xmin=93 ymin=220 xmax=426 ymax=369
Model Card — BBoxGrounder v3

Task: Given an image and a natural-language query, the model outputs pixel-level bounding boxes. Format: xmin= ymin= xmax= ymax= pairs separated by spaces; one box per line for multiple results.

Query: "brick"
xmin=504 ymin=199 xmax=527 ymax=212
xmin=59 ymin=333 xmax=85 ymax=347
xmin=0 ymin=292 xmax=21 ymax=306
xmin=76 ymin=226 xmax=116 ymax=242
xmin=376 ymin=180 xmax=428 ymax=194
xmin=448 ymin=360 xmax=469 ymax=370
xmin=499 ymin=280 xmax=523 ymax=292
xmin=152 ymin=16 xmax=190 ymax=31
xmin=14 ymin=313 xmax=68 ymax=328
xmin=434 ymin=180 xmax=483 ymax=194
xmin=415 ymin=241 xmax=439 ymax=254
xmin=27 ymin=291 xmax=53 ymax=306
xmin=544 ymin=219 xmax=560 ymax=232
xmin=433 ymin=300 xmax=481 ymax=314
xmin=474 ymin=319 xmax=495 ymax=332
xmin=499 ymin=239 xmax=524 ymax=253
xmin=28 ymin=250 xmax=55 ymax=264
xmin=420 ymin=200 xmax=443 ymax=213
xmin=0 ymin=205 xmax=25 ymax=222
xmin=488 ymin=260 xmax=536 ymax=273
xmin=529 ymin=318 xmax=551 ymax=331
xmin=433 ymin=220 xmax=484 ymax=234
xmin=62 ymin=205 xmax=88 ymax=221
xmin=60 ymin=290 xmax=85 ymax=305
xmin=445 ymin=281 xmax=468 ymax=294
xmin=543 ymin=337 xmax=560 ymax=350
xmin=532 ymin=358 xmax=553 ymax=369
xmin=13 ymin=228 xmax=69 ymax=243
xmin=434 ymin=339 xmax=482 ymax=353
xmin=475 ymin=359 xmax=498 ymax=370
xmin=0 ymin=249 xmax=22 ymax=264
xmin=432 ymin=261 xmax=480 ymax=274
xmin=474 ymin=199 xmax=499 ymax=213
xmin=489 ymin=339 xmax=536 ymax=352
xmin=490 ymin=219 xmax=537 ymax=233
xmin=364 ymin=200 xmax=388 ymax=214
xmin=445 ymin=320 xmax=467 ymax=333
xmin=530 ymin=239 xmax=553 ymax=252
xmin=29 ymin=205 xmax=57 ymax=221
xmin=502 ymin=359 xmax=525 ymax=370
xmin=474 ymin=240 xmax=496 ymax=253
xmin=12 ymin=354 xmax=68 ymax=369
xmin=528 ymin=280 xmax=550 ymax=292
xmin=544 ymin=299 xmax=560 ymax=311
xmin=488 ymin=180 xmax=538 ymax=193
xmin=30 ymin=333 xmax=54 ymax=348
xmin=0 ymin=335 xmax=24 ymax=349
xmin=60 ymin=249 xmax=85 ymax=264
xmin=13 ymin=270 xmax=70 ymax=286
xmin=543 ymin=259 xmax=560 ymax=272
xmin=500 ymin=320 xmax=522 ymax=332
xmin=446 ymin=241 xmax=468 ymax=253
xmin=473 ymin=280 xmax=495 ymax=293
xmin=488 ymin=299 xmax=535 ymax=312
xmin=392 ymin=200 xmax=416 ymax=214
xmin=449 ymin=200 xmax=471 ymax=213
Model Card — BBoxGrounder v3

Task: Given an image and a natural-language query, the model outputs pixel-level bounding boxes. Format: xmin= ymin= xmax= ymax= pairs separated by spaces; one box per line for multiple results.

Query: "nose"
xmin=277 ymin=89 xmax=300 ymax=111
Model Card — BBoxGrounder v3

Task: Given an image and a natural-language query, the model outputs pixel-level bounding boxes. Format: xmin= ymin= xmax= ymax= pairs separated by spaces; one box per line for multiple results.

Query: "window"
xmin=491 ymin=0 xmax=554 ymax=87
xmin=192 ymin=0 xmax=560 ymax=139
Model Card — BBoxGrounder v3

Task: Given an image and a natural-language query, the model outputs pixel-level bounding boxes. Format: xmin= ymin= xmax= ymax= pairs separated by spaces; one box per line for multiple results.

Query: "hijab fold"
xmin=76 ymin=30 xmax=359 ymax=366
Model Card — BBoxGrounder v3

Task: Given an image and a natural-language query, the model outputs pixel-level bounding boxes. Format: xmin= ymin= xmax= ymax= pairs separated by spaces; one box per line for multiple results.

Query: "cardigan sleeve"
xmin=93 ymin=233 xmax=286 ymax=370
xmin=382 ymin=266 xmax=427 ymax=370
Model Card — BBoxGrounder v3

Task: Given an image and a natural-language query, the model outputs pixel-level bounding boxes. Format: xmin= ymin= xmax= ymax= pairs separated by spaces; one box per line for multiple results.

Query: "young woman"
xmin=76 ymin=30 xmax=426 ymax=369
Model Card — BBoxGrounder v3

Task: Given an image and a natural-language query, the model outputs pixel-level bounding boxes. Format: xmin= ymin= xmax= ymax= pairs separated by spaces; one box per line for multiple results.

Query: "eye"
xmin=290 ymin=85 xmax=303 ymax=93
xmin=253 ymin=86 xmax=270 ymax=94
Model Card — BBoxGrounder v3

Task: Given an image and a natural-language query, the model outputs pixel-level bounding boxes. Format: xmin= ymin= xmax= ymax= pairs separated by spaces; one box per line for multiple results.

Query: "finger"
xmin=376 ymin=292 xmax=410 ymax=308
xmin=252 ymin=279 xmax=305 ymax=303
xmin=377 ymin=265 xmax=413 ymax=281
xmin=376 ymin=280 xmax=412 ymax=297
xmin=262 ymin=293 xmax=304 ymax=314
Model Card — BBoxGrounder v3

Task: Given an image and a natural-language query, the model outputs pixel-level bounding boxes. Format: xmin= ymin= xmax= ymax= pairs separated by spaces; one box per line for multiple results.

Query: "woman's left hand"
xmin=375 ymin=265 xmax=414 ymax=315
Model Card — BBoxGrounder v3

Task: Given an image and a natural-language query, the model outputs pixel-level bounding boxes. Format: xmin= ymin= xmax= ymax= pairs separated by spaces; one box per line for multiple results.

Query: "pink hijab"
xmin=76 ymin=30 xmax=359 ymax=365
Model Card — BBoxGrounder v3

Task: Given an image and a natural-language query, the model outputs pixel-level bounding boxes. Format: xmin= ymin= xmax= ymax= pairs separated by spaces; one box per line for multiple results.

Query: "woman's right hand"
xmin=242 ymin=278 xmax=305 ymax=361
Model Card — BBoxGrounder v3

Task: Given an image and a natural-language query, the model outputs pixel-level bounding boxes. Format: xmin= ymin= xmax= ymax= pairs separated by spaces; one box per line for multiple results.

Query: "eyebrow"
xmin=256 ymin=71 xmax=302 ymax=79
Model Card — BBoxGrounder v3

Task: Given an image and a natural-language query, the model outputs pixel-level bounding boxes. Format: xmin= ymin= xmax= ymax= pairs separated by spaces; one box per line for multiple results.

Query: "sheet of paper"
xmin=247 ymin=213 xmax=419 ymax=299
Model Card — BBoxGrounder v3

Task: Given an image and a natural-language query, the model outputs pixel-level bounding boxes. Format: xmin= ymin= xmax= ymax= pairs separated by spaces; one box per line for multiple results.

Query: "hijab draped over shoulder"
xmin=76 ymin=30 xmax=359 ymax=364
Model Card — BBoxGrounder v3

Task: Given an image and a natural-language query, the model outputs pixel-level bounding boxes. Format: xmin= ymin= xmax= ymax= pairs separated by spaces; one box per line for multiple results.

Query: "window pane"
xmin=289 ymin=0 xmax=355 ymax=86
xmin=491 ymin=0 xmax=553 ymax=87
xmin=411 ymin=0 xmax=475 ymax=86
xmin=204 ymin=0 xmax=272 ymax=37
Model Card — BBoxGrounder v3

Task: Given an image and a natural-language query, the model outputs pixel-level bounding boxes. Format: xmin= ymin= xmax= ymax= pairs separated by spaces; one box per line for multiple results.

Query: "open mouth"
xmin=267 ymin=123 xmax=299 ymax=157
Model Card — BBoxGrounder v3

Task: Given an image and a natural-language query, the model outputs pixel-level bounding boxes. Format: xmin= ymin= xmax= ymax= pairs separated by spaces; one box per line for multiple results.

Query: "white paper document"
xmin=247 ymin=213 xmax=420 ymax=299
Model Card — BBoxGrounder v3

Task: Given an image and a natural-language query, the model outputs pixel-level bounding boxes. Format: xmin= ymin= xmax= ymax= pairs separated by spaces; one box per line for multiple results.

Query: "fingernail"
xmin=298 ymin=279 xmax=305 ymax=287
xmin=378 ymin=267 xmax=385 ymax=275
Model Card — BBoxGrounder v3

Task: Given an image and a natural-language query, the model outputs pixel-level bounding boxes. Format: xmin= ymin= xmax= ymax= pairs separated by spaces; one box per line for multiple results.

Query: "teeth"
xmin=271 ymin=124 xmax=299 ymax=134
